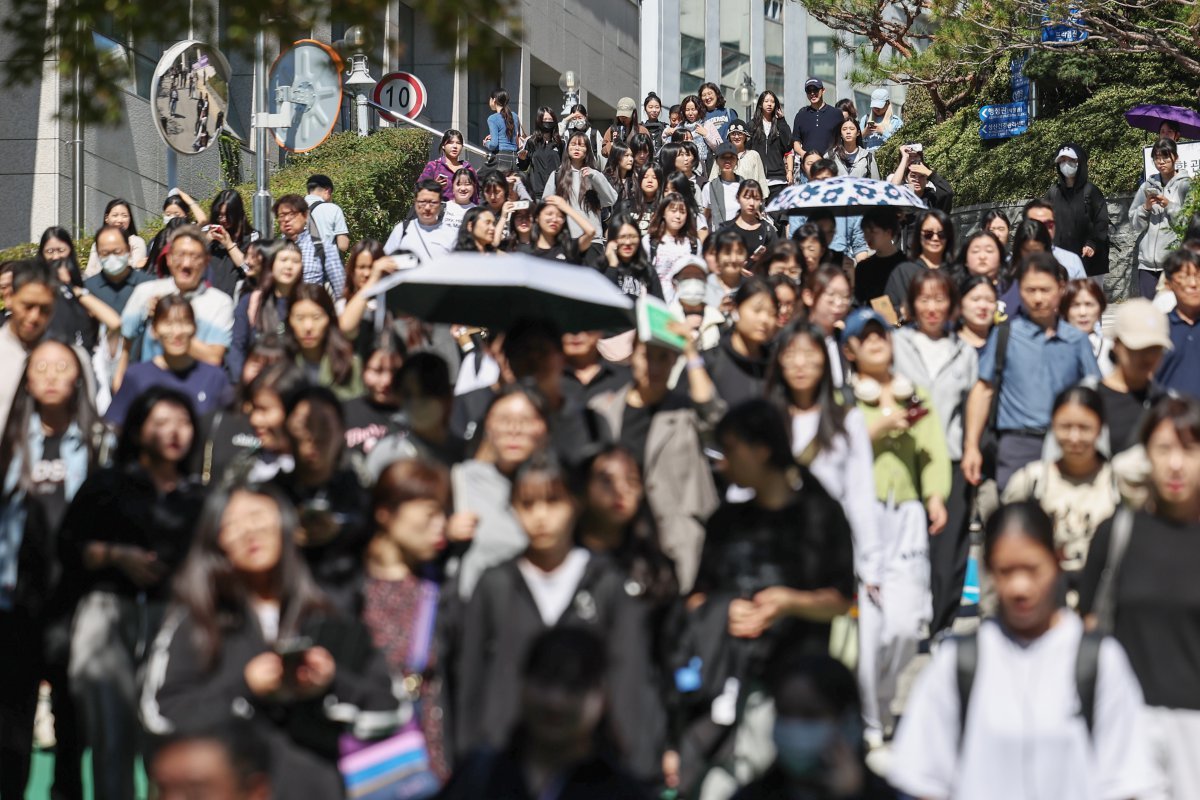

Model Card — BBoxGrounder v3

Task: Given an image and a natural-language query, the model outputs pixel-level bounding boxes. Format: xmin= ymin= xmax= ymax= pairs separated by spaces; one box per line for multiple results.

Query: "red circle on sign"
xmin=372 ymin=72 xmax=427 ymax=122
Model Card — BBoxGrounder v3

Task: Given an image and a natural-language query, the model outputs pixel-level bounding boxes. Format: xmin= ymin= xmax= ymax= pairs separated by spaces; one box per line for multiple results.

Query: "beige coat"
xmin=589 ymin=385 xmax=723 ymax=593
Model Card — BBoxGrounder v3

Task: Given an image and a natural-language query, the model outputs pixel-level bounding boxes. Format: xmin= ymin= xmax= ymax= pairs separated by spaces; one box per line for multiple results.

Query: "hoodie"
xmin=1047 ymin=143 xmax=1111 ymax=276
xmin=1130 ymin=169 xmax=1192 ymax=272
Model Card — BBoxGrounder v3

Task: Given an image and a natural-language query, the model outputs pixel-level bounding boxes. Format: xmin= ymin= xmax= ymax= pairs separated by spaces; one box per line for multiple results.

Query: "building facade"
xmin=0 ymin=0 xmax=640 ymax=249
xmin=639 ymin=0 xmax=900 ymax=129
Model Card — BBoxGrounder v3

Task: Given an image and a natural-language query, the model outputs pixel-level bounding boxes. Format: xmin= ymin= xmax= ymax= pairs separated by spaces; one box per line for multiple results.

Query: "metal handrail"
xmin=364 ymin=100 xmax=490 ymax=157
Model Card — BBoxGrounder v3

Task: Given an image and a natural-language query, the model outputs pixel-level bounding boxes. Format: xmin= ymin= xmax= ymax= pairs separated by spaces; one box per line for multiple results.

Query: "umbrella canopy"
xmin=364 ymin=252 xmax=635 ymax=333
xmin=1124 ymin=104 xmax=1200 ymax=139
xmin=765 ymin=176 xmax=927 ymax=217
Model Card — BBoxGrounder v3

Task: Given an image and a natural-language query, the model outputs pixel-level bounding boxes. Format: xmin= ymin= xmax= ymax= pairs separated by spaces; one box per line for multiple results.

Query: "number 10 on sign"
xmin=372 ymin=72 xmax=427 ymax=122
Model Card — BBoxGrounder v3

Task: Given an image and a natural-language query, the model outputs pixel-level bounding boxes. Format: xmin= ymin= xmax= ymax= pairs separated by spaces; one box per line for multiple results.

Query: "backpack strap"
xmin=1092 ymin=505 xmax=1134 ymax=634
xmin=955 ymin=632 xmax=979 ymax=748
xmin=985 ymin=320 xmax=1012 ymax=434
xmin=1076 ymin=631 xmax=1103 ymax=736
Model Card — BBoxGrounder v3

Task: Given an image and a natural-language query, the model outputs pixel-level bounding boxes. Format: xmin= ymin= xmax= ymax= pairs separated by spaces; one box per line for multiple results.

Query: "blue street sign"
xmin=1042 ymin=4 xmax=1088 ymax=43
xmin=979 ymin=102 xmax=1029 ymax=123
xmin=980 ymin=102 xmax=1030 ymax=139
xmin=980 ymin=119 xmax=1030 ymax=139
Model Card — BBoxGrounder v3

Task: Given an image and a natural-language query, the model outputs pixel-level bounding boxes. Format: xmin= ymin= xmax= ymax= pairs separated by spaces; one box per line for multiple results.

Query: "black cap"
xmin=804 ymin=77 xmax=824 ymax=91
xmin=715 ymin=142 xmax=738 ymax=158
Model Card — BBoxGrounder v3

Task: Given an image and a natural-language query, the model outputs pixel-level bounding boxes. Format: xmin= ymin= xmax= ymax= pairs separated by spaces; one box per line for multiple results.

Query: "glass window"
xmin=765 ymin=13 xmax=784 ymax=101
xmin=680 ymin=0 xmax=705 ymax=96
xmin=808 ymin=25 xmax=836 ymax=85
xmin=720 ymin=0 xmax=751 ymax=103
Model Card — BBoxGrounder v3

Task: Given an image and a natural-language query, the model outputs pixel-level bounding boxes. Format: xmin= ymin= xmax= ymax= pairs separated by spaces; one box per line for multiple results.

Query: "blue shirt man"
xmin=1156 ymin=250 xmax=1200 ymax=399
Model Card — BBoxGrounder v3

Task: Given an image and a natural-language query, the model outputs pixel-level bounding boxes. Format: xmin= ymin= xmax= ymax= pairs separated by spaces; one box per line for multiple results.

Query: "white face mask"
xmin=101 ymin=253 xmax=130 ymax=276
xmin=1059 ymin=161 xmax=1079 ymax=178
xmin=675 ymin=278 xmax=707 ymax=306
xmin=163 ymin=215 xmax=175 ymax=226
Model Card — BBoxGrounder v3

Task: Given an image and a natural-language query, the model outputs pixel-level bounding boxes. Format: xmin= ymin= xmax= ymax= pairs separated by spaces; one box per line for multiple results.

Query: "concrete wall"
xmin=950 ymin=195 xmax=1140 ymax=301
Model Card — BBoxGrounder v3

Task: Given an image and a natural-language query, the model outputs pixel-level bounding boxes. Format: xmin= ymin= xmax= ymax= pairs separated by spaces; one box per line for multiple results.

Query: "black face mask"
xmin=541 ymin=121 xmax=556 ymax=132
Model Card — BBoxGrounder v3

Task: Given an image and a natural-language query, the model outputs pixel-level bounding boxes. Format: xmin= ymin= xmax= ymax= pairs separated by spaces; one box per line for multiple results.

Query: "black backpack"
xmin=955 ymin=627 xmax=1103 ymax=745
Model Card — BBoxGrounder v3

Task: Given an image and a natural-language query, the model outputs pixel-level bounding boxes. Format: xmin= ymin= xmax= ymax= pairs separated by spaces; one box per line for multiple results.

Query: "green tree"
xmin=2 ymin=0 xmax=521 ymax=125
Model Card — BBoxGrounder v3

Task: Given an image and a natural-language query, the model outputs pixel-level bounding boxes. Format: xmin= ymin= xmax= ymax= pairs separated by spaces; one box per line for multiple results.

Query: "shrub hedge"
xmin=876 ymin=54 xmax=1198 ymax=208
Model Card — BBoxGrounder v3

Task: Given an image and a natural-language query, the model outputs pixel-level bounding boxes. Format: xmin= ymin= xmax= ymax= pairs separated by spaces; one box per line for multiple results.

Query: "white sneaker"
xmin=33 ymin=682 xmax=56 ymax=750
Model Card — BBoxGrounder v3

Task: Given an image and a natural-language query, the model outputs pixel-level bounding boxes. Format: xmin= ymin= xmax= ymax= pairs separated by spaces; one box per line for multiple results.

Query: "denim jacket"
xmin=0 ymin=416 xmax=90 ymax=610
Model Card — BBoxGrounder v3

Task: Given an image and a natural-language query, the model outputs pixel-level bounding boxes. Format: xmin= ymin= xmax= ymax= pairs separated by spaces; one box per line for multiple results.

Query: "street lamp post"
xmin=558 ymin=70 xmax=580 ymax=117
xmin=340 ymin=25 xmax=375 ymax=137
xmin=736 ymin=73 xmax=757 ymax=121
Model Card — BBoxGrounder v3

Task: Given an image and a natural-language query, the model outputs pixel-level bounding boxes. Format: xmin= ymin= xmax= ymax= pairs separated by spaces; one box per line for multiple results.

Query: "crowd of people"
xmin=1 ymin=75 xmax=1199 ymax=800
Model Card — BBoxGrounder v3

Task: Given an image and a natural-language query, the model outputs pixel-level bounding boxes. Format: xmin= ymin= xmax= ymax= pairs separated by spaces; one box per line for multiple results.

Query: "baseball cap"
xmin=1056 ymin=146 xmax=1079 ymax=162
xmin=805 ymin=77 xmax=824 ymax=91
xmin=715 ymin=142 xmax=738 ymax=159
xmin=669 ymin=255 xmax=708 ymax=281
xmin=727 ymin=120 xmax=749 ymax=136
xmin=1113 ymin=299 xmax=1172 ymax=350
xmin=841 ymin=307 xmax=889 ymax=343
xmin=616 ymin=97 xmax=637 ymax=117
xmin=870 ymin=88 xmax=889 ymax=107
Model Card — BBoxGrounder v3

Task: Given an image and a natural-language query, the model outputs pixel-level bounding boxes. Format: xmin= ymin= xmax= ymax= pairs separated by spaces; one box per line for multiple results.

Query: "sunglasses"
xmin=921 ymin=229 xmax=947 ymax=241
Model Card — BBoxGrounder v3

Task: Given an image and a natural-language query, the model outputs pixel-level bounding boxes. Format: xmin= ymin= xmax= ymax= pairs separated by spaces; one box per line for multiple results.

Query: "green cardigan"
xmin=296 ymin=353 xmax=364 ymax=401
xmin=856 ymin=385 xmax=952 ymax=504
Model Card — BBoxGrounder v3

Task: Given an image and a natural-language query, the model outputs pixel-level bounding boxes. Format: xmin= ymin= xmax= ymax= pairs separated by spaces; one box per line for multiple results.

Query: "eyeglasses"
xmin=276 ymin=211 xmax=301 ymax=222
xmin=921 ymin=229 xmax=947 ymax=241
xmin=415 ymin=199 xmax=440 ymax=207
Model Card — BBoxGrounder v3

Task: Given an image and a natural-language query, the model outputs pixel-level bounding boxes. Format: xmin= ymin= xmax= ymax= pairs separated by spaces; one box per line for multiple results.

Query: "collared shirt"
xmin=791 ymin=103 xmax=842 ymax=158
xmin=85 ymin=268 xmax=153 ymax=315
xmin=294 ymin=228 xmax=344 ymax=299
xmin=1156 ymin=309 xmax=1200 ymax=399
xmin=121 ymin=277 xmax=234 ymax=362
xmin=978 ymin=310 xmax=1100 ymax=431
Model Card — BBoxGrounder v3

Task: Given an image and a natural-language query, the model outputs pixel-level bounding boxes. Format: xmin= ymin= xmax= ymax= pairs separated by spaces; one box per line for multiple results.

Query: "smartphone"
xmin=512 ymin=200 xmax=531 ymax=211
xmin=906 ymin=399 xmax=929 ymax=424
xmin=274 ymin=637 xmax=313 ymax=675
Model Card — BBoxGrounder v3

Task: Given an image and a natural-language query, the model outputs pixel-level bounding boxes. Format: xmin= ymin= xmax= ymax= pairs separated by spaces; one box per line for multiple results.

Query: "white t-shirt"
xmin=911 ymin=332 xmax=957 ymax=383
xmin=384 ymin=220 xmax=454 ymax=262
xmin=441 ymin=201 xmax=475 ymax=233
xmin=304 ymin=194 xmax=349 ymax=250
xmin=517 ymin=549 xmax=592 ymax=626
xmin=890 ymin=614 xmax=1159 ymax=800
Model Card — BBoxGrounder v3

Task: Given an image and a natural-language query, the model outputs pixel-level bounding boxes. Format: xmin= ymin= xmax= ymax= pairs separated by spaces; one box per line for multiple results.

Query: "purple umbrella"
xmin=1125 ymin=104 xmax=1200 ymax=139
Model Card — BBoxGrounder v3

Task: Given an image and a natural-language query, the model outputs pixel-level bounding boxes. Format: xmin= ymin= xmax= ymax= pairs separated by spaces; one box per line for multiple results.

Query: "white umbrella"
xmin=365 ymin=252 xmax=635 ymax=332
xmin=766 ymin=176 xmax=927 ymax=217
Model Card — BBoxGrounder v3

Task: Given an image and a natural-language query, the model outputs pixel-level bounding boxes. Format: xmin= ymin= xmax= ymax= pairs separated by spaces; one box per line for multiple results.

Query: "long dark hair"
xmin=575 ymin=445 xmax=679 ymax=603
xmin=531 ymin=199 xmax=582 ymax=263
xmin=490 ymin=88 xmax=515 ymax=141
xmin=628 ymin=163 xmax=664 ymax=219
xmin=907 ymin=208 xmax=956 ymax=262
xmin=172 ymin=482 xmax=332 ymax=668
xmin=1003 ymin=221 xmax=1055 ymax=287
xmin=287 ymin=284 xmax=356 ymax=387
xmin=605 ymin=213 xmax=654 ymax=273
xmin=658 ymin=141 xmax=700 ymax=179
xmin=604 ymin=144 xmax=635 ymax=205
xmin=102 ymin=198 xmax=139 ymax=237
xmin=555 ymin=132 xmax=602 ymax=215
xmin=646 ymin=192 xmax=698 ymax=245
xmin=254 ymin=240 xmax=303 ymax=337
xmin=527 ymin=107 xmax=562 ymax=150
xmin=209 ymin=190 xmax=251 ymax=244
xmin=766 ymin=319 xmax=848 ymax=455
xmin=345 ymin=239 xmax=386 ymax=298
xmin=0 ymin=338 xmax=99 ymax=497
xmin=38 ymin=226 xmax=79 ymax=272
xmin=455 ymin=207 xmax=495 ymax=253
xmin=115 ymin=385 xmax=202 ymax=469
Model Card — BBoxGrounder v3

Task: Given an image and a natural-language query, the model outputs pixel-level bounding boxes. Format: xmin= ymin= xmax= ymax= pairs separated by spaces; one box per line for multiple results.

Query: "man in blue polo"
xmin=962 ymin=252 xmax=1101 ymax=490
xmin=1156 ymin=249 xmax=1200 ymax=399
xmin=791 ymin=77 xmax=841 ymax=173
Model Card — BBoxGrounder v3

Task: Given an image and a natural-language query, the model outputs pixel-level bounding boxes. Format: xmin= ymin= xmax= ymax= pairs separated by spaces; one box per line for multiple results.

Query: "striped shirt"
xmin=294 ymin=228 xmax=345 ymax=299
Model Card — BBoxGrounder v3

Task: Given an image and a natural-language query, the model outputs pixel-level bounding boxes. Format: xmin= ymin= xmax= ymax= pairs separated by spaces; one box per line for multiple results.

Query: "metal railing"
xmin=363 ymin=99 xmax=491 ymax=159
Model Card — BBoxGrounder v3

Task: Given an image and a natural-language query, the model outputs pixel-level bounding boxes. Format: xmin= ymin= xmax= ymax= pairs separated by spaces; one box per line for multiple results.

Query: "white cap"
xmin=870 ymin=88 xmax=889 ymax=107
xmin=669 ymin=255 xmax=708 ymax=281
xmin=1056 ymin=146 xmax=1079 ymax=162
xmin=1113 ymin=299 xmax=1172 ymax=350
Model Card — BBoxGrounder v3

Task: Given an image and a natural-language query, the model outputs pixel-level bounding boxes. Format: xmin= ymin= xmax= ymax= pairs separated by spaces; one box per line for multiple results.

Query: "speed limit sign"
xmin=372 ymin=72 xmax=427 ymax=122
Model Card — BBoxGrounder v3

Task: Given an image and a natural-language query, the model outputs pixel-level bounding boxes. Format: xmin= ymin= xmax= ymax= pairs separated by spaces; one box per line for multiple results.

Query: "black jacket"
xmin=453 ymin=552 xmax=665 ymax=782
xmin=519 ymin=138 xmax=564 ymax=197
xmin=1047 ymin=142 xmax=1110 ymax=276
xmin=59 ymin=464 xmax=206 ymax=602
xmin=144 ymin=609 xmax=401 ymax=799
xmin=705 ymin=330 xmax=772 ymax=408
xmin=750 ymin=117 xmax=794 ymax=183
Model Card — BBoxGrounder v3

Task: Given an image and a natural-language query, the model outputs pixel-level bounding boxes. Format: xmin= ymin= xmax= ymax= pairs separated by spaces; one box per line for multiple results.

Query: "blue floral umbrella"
xmin=765 ymin=176 xmax=927 ymax=217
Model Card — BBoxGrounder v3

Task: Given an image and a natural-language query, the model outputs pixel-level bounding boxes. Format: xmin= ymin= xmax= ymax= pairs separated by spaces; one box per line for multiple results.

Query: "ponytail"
xmin=491 ymin=89 xmax=515 ymax=141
